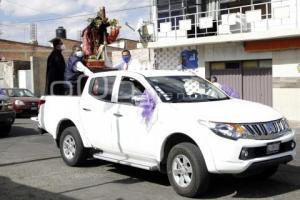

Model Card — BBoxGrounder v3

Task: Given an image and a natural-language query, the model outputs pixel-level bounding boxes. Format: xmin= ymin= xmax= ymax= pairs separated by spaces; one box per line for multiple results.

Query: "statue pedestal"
xmin=84 ymin=59 xmax=105 ymax=69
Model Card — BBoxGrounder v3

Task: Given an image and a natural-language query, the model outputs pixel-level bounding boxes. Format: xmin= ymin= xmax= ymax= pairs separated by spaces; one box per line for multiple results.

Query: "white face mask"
xmin=75 ymin=51 xmax=84 ymax=58
xmin=59 ymin=44 xmax=66 ymax=50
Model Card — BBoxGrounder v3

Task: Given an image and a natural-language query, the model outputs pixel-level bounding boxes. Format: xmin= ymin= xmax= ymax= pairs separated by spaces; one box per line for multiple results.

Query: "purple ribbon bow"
xmin=139 ymin=90 xmax=157 ymax=122
xmin=221 ymin=84 xmax=240 ymax=99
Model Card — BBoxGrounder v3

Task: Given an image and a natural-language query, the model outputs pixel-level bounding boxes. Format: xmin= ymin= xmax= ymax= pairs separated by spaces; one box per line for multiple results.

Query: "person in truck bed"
xmin=45 ymin=38 xmax=66 ymax=95
xmin=114 ymin=49 xmax=141 ymax=71
xmin=64 ymin=45 xmax=93 ymax=95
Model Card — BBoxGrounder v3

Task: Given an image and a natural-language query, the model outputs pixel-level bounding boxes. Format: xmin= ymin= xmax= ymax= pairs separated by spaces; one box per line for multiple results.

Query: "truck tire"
xmin=59 ymin=126 xmax=88 ymax=166
xmin=0 ymin=125 xmax=12 ymax=137
xmin=167 ymin=142 xmax=210 ymax=197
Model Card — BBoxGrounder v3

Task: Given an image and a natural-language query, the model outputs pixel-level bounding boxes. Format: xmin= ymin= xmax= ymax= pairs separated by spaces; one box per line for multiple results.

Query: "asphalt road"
xmin=0 ymin=118 xmax=299 ymax=200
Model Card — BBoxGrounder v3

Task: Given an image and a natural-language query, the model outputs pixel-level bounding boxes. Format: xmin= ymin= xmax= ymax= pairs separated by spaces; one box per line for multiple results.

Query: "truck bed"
xmin=38 ymin=96 xmax=82 ymax=138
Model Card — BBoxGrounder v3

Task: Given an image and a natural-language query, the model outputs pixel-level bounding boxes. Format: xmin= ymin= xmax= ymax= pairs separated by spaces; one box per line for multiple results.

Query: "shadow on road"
xmin=59 ymin=177 xmax=143 ymax=195
xmin=203 ymin=164 xmax=300 ymax=198
xmin=0 ymin=176 xmax=77 ymax=200
xmin=9 ymin=126 xmax=39 ymax=137
xmin=109 ymin=164 xmax=170 ymax=186
xmin=106 ymin=163 xmax=300 ymax=198
xmin=0 ymin=126 xmax=38 ymax=139
xmin=0 ymin=156 xmax=60 ymax=167
xmin=79 ymin=159 xmax=111 ymax=168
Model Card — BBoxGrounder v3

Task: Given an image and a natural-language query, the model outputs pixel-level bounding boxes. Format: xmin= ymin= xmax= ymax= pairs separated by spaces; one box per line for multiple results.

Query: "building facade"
xmin=148 ymin=0 xmax=300 ymax=121
xmin=0 ymin=38 xmax=82 ymax=96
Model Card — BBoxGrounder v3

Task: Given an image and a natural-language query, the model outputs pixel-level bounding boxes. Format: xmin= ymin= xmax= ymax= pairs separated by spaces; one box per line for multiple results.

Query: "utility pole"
xmin=149 ymin=0 xmax=153 ymax=22
xmin=0 ymin=0 xmax=2 ymax=37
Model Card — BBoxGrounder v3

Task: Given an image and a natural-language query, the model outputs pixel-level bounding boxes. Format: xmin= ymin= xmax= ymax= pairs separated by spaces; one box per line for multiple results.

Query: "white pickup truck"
xmin=38 ymin=70 xmax=296 ymax=197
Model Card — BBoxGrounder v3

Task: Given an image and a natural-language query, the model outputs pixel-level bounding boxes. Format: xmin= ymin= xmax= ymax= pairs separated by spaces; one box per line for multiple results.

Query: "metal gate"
xmin=210 ymin=60 xmax=272 ymax=106
xmin=243 ymin=68 xmax=272 ymax=106
xmin=210 ymin=69 xmax=243 ymax=97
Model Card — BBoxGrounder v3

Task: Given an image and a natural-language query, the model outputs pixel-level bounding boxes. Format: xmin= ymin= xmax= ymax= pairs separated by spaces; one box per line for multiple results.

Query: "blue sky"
xmin=0 ymin=0 xmax=151 ymax=45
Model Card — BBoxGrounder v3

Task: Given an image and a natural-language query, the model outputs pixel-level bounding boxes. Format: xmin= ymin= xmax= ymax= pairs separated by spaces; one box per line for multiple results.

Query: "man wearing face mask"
xmin=64 ymin=45 xmax=93 ymax=95
xmin=45 ymin=38 xmax=66 ymax=95
xmin=115 ymin=49 xmax=141 ymax=71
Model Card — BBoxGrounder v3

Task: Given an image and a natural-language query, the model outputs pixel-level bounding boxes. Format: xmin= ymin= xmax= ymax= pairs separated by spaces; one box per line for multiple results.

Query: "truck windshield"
xmin=147 ymin=76 xmax=229 ymax=103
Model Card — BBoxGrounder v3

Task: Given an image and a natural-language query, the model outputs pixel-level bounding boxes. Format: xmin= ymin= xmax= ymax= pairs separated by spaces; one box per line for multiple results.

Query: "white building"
xmin=147 ymin=0 xmax=300 ymax=121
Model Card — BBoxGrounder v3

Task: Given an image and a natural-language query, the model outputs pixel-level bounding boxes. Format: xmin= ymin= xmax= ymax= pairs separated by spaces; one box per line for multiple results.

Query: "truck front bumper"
xmin=208 ymin=130 xmax=296 ymax=174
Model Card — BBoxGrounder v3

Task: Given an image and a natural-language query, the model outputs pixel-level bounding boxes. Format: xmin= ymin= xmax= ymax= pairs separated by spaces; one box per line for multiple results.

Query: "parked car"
xmin=0 ymin=91 xmax=15 ymax=137
xmin=37 ymin=70 xmax=296 ymax=197
xmin=2 ymin=88 xmax=39 ymax=117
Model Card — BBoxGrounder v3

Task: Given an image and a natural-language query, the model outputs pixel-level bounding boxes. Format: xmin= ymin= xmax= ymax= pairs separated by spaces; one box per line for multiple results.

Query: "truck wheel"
xmin=167 ymin=142 xmax=210 ymax=198
xmin=59 ymin=126 xmax=87 ymax=166
xmin=0 ymin=125 xmax=12 ymax=137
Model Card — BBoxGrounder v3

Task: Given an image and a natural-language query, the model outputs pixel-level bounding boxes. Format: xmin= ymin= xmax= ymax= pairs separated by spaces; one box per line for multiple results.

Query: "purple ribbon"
xmin=0 ymin=89 xmax=5 ymax=95
xmin=139 ymin=90 xmax=157 ymax=122
xmin=221 ymin=84 xmax=240 ymax=99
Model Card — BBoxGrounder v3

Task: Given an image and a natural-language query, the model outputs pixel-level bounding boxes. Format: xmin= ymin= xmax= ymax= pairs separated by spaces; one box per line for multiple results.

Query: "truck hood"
xmin=168 ymin=99 xmax=282 ymax=123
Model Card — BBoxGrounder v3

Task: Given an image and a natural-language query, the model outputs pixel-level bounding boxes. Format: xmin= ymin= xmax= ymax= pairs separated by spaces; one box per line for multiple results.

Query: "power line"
xmin=4 ymin=0 xmax=44 ymax=14
xmin=1 ymin=4 xmax=152 ymax=26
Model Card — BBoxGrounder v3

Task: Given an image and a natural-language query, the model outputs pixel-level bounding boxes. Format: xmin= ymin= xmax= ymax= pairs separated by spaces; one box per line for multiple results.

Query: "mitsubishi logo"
xmin=264 ymin=122 xmax=276 ymax=134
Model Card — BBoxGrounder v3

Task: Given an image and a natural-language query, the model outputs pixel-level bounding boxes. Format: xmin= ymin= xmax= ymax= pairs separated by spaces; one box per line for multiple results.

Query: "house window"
xmin=157 ymin=0 xmax=208 ymax=29
xmin=89 ymin=76 xmax=116 ymax=102
xmin=118 ymin=77 xmax=145 ymax=104
xmin=226 ymin=62 xmax=240 ymax=69
xmin=157 ymin=0 xmax=202 ymax=30
xmin=220 ymin=0 xmax=271 ymax=18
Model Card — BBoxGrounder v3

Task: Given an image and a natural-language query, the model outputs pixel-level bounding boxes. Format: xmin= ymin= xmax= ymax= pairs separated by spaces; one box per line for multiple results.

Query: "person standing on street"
xmin=115 ymin=49 xmax=141 ymax=70
xmin=45 ymin=38 xmax=66 ymax=95
xmin=64 ymin=45 xmax=93 ymax=95
xmin=211 ymin=76 xmax=240 ymax=98
xmin=211 ymin=76 xmax=222 ymax=88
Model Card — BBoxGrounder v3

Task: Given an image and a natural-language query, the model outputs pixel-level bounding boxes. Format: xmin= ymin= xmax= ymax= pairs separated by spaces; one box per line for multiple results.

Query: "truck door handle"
xmin=83 ymin=108 xmax=92 ymax=112
xmin=113 ymin=113 xmax=123 ymax=117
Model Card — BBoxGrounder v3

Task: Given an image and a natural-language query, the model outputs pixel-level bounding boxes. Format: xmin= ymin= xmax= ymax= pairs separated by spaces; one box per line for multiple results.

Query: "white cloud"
xmin=0 ymin=0 xmax=79 ymax=16
xmin=0 ymin=0 xmax=151 ymax=44
xmin=0 ymin=0 xmax=150 ymax=17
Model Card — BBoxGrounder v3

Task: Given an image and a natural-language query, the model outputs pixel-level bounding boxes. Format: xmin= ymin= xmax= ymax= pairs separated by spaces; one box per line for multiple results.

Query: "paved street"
xmin=0 ymin=119 xmax=300 ymax=200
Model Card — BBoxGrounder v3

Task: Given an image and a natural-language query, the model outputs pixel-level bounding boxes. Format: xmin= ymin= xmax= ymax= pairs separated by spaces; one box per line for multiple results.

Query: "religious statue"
xmin=82 ymin=6 xmax=120 ymax=67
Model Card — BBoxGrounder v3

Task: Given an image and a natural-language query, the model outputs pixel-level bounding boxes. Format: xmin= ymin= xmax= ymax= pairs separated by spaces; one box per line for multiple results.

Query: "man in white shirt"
xmin=64 ymin=45 xmax=93 ymax=95
xmin=115 ymin=49 xmax=141 ymax=71
xmin=211 ymin=76 xmax=222 ymax=88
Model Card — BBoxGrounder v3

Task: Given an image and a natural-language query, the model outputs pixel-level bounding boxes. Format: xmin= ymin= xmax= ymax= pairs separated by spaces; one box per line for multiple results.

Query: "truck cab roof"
xmin=92 ymin=70 xmax=196 ymax=78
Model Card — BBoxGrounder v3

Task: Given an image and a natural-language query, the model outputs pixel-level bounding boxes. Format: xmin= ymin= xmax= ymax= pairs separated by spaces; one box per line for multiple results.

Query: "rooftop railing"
xmin=153 ymin=0 xmax=298 ymax=42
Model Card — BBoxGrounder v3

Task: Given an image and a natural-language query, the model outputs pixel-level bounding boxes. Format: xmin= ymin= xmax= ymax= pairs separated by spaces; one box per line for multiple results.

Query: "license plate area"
xmin=266 ymin=142 xmax=281 ymax=155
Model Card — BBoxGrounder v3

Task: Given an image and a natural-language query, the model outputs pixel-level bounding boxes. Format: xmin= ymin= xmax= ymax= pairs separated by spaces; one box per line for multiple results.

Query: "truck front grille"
xmin=243 ymin=119 xmax=290 ymax=140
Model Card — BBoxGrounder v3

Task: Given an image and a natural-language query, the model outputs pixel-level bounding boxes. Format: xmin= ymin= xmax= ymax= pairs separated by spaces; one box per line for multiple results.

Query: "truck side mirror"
xmin=131 ymin=95 xmax=148 ymax=106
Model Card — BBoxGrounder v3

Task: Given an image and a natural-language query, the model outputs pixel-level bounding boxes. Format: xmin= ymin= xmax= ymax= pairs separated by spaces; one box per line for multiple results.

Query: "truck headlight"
xmin=15 ymin=100 xmax=25 ymax=106
xmin=282 ymin=118 xmax=291 ymax=131
xmin=198 ymin=120 xmax=250 ymax=140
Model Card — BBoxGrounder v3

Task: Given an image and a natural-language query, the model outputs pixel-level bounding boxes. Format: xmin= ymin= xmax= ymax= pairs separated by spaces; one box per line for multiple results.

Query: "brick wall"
xmin=0 ymin=39 xmax=83 ymax=62
xmin=0 ymin=39 xmax=52 ymax=61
